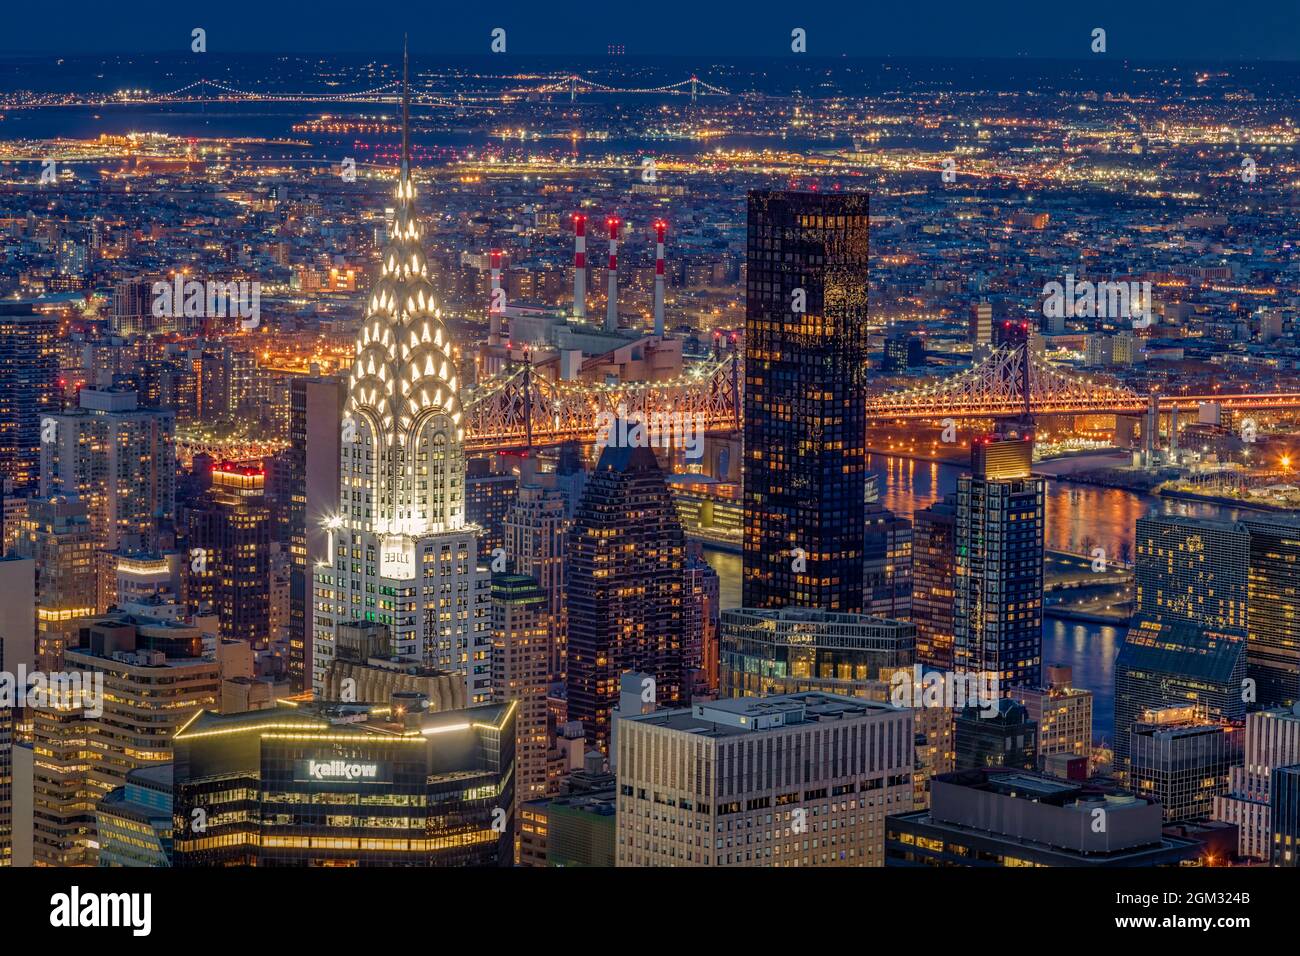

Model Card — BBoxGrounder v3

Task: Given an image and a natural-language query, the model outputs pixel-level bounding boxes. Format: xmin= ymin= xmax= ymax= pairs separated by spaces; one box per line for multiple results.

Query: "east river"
xmin=703 ymin=453 xmax=1244 ymax=744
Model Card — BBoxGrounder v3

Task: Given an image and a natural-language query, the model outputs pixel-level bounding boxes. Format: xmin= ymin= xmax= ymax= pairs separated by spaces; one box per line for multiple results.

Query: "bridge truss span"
xmin=462 ymin=353 xmax=741 ymax=452
xmin=871 ymin=345 xmax=1146 ymax=420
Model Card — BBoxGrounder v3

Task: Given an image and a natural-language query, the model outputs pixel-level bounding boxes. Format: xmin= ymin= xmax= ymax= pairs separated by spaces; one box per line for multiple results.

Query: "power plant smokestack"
xmin=604 ymin=216 xmax=620 ymax=333
xmin=572 ymin=213 xmax=587 ymax=320
xmin=489 ymin=249 xmax=503 ymax=345
xmin=653 ymin=219 xmax=666 ymax=338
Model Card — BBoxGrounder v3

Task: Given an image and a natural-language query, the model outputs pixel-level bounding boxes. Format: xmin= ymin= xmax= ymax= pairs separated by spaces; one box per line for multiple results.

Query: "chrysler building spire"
xmin=344 ymin=36 xmax=464 ymax=536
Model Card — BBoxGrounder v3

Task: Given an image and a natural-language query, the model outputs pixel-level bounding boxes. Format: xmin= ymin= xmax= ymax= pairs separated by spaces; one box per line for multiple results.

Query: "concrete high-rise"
xmin=616 ymin=693 xmax=913 ymax=867
xmin=503 ymin=482 xmax=568 ymax=680
xmin=1213 ymin=704 xmax=1300 ymax=860
xmin=742 ymin=190 xmax=870 ymax=613
xmin=40 ymin=388 xmax=176 ymax=554
xmin=15 ymin=496 xmax=97 ymax=667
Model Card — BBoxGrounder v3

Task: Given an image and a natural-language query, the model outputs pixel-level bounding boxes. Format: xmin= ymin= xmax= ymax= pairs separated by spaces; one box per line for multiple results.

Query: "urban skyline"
xmin=0 ymin=13 xmax=1293 ymax=933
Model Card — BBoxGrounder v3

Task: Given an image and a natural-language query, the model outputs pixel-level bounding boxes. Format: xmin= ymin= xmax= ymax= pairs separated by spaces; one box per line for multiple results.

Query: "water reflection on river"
xmin=701 ymin=455 xmax=1236 ymax=743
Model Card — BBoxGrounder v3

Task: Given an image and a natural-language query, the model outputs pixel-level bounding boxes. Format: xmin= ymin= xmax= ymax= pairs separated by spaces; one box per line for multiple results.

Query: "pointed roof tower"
xmin=345 ymin=38 xmax=465 ymax=533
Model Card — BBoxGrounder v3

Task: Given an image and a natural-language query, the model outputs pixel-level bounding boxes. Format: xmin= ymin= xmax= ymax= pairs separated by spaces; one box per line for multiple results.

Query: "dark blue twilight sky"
xmin=0 ymin=0 xmax=1297 ymax=60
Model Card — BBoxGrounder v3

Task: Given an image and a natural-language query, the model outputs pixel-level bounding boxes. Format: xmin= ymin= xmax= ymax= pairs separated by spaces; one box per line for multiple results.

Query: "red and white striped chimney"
xmin=572 ymin=213 xmax=587 ymax=320
xmin=489 ymin=249 xmax=503 ymax=344
xmin=653 ymin=219 xmax=666 ymax=338
xmin=604 ymin=216 xmax=620 ymax=332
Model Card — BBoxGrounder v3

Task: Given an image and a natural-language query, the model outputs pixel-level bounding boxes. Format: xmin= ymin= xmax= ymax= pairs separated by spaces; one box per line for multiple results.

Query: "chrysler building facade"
xmin=313 ymin=48 xmax=490 ymax=699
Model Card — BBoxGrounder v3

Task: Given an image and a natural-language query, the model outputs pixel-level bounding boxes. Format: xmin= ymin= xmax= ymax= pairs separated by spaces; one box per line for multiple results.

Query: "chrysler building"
xmin=314 ymin=42 xmax=490 ymax=699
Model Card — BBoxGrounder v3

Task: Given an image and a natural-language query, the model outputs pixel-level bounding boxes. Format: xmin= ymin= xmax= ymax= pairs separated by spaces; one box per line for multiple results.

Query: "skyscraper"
xmin=1133 ymin=513 xmax=1249 ymax=632
xmin=185 ymin=461 xmax=272 ymax=646
xmin=1214 ymin=704 xmax=1300 ymax=860
xmin=1129 ymin=706 xmax=1241 ymax=823
xmin=40 ymin=388 xmax=176 ymax=554
xmin=503 ymin=481 xmax=568 ymax=680
xmin=1113 ymin=616 xmax=1247 ymax=774
xmin=954 ymin=423 xmax=1044 ymax=691
xmin=316 ymin=47 xmax=489 ymax=700
xmin=912 ymin=494 xmax=957 ymax=669
xmin=288 ymin=372 xmax=344 ymax=692
xmin=0 ymin=305 xmax=60 ymax=493
xmin=15 ymin=496 xmax=97 ymax=666
xmin=1241 ymin=515 xmax=1300 ymax=708
xmin=742 ymin=190 xmax=870 ymax=613
xmin=566 ymin=440 xmax=685 ymax=754
xmin=683 ymin=539 xmax=721 ymax=693
xmin=491 ymin=572 xmax=552 ymax=807
xmin=863 ymin=502 xmax=913 ymax=620
xmin=616 ymin=693 xmax=913 ymax=867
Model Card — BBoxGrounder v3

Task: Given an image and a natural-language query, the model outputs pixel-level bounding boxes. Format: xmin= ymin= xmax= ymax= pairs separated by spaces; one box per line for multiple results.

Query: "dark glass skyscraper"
xmin=566 ymin=441 xmax=685 ymax=754
xmin=742 ymin=190 xmax=870 ymax=613
xmin=1242 ymin=515 xmax=1300 ymax=709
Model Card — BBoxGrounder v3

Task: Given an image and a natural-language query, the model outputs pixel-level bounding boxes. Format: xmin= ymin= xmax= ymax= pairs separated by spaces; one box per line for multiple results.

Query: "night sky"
xmin=0 ymin=0 xmax=1297 ymax=60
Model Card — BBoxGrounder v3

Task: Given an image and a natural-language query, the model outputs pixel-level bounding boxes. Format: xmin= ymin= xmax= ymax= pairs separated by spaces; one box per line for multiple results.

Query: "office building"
xmin=186 ymin=461 xmax=272 ymax=646
xmin=1113 ymin=616 xmax=1247 ymax=774
xmin=955 ymin=699 xmax=1037 ymax=772
xmin=502 ymin=481 xmax=568 ymax=679
xmin=882 ymin=331 xmax=925 ymax=372
xmin=969 ymin=301 xmax=993 ymax=347
xmin=1134 ymin=513 xmax=1249 ymax=632
xmin=863 ymin=503 xmax=912 ymax=620
xmin=466 ymin=455 xmax=519 ymax=558
xmin=1271 ymin=765 xmax=1300 ymax=867
xmin=16 ymin=496 xmax=97 ymax=666
xmin=911 ymin=495 xmax=957 ymax=669
xmin=40 ymin=388 xmax=176 ymax=554
xmin=0 ymin=305 xmax=60 ymax=492
xmin=173 ymin=699 xmax=516 ymax=866
xmin=1129 ymin=706 xmax=1242 ymax=822
xmin=742 ymin=190 xmax=870 ymax=613
xmin=32 ymin=613 xmax=217 ymax=866
xmin=1214 ymin=704 xmax=1300 ymax=860
xmin=718 ymin=606 xmax=913 ymax=701
xmin=287 ymin=372 xmax=344 ymax=692
xmin=886 ymin=768 xmax=1200 ymax=866
xmin=954 ymin=423 xmax=1044 ymax=690
xmin=566 ymin=440 xmax=685 ymax=754
xmin=617 ymin=693 xmax=914 ymax=867
xmin=95 ymin=764 xmax=173 ymax=867
xmin=1242 ymin=514 xmax=1300 ymax=708
xmin=1014 ymin=665 xmax=1093 ymax=773
xmin=315 ymin=65 xmax=490 ymax=700
xmin=491 ymin=572 xmax=552 ymax=805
